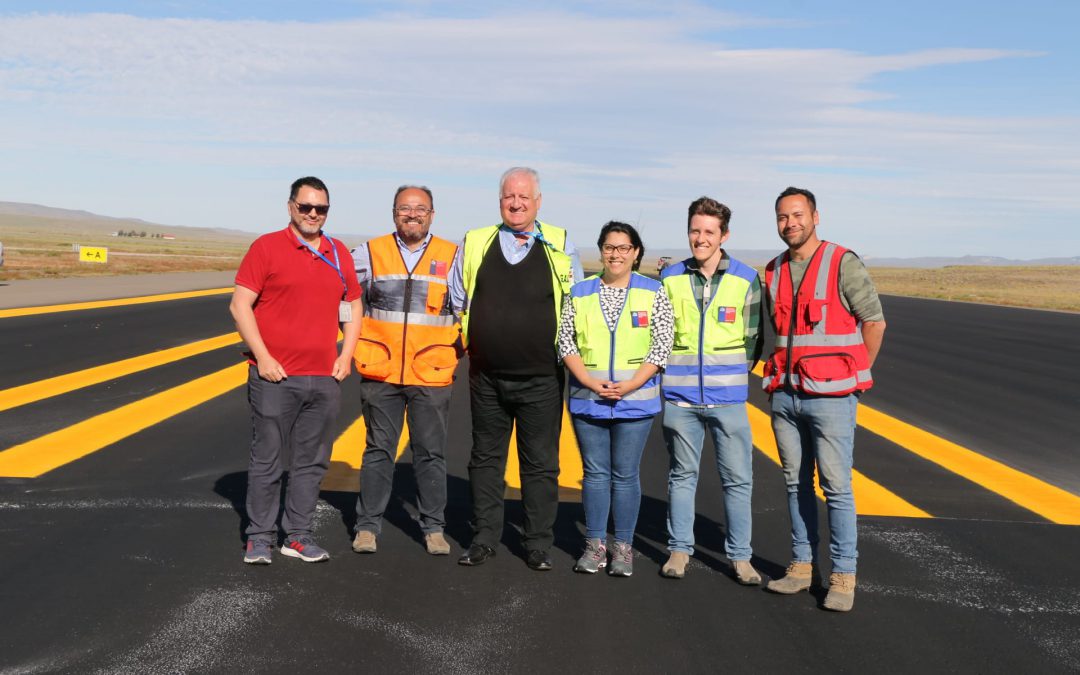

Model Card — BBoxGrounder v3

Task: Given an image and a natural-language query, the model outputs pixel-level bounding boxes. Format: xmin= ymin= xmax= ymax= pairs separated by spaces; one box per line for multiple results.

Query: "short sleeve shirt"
xmin=235 ymin=227 xmax=361 ymax=376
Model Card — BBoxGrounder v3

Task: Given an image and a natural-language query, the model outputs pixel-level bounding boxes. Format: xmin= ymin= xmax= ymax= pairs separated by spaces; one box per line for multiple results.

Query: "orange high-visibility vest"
xmin=762 ymin=241 xmax=873 ymax=396
xmin=353 ymin=234 xmax=461 ymax=386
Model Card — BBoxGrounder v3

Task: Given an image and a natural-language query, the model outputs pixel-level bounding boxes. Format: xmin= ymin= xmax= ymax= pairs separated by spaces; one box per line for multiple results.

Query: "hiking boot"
xmin=573 ymin=538 xmax=607 ymax=574
xmin=281 ymin=535 xmax=330 ymax=563
xmin=732 ymin=559 xmax=762 ymax=586
xmin=608 ymin=541 xmax=633 ymax=577
xmin=352 ymin=530 xmax=377 ymax=554
xmin=766 ymin=561 xmax=814 ymax=594
xmin=824 ymin=573 xmax=857 ymax=612
xmin=661 ymin=551 xmax=689 ymax=579
xmin=243 ymin=538 xmax=273 ymax=565
xmin=425 ymin=532 xmax=451 ymax=556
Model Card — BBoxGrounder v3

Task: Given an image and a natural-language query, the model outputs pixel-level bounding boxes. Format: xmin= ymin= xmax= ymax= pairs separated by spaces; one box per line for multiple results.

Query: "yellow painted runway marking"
xmin=0 ymin=362 xmax=247 ymax=478
xmin=0 ymin=333 xmax=243 ymax=413
xmin=321 ymin=415 xmax=411 ymax=493
xmin=321 ymin=408 xmax=586 ymax=501
xmin=746 ymin=405 xmax=931 ymax=518
xmin=505 ymin=408 xmax=584 ymax=502
xmin=0 ymin=287 xmax=233 ymax=319
xmin=857 ymin=407 xmax=1080 ymax=525
xmin=749 ymin=362 xmax=1079 ymax=522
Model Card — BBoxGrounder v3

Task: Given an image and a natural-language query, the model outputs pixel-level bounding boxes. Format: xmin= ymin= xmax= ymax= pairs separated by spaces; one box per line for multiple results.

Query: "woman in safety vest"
xmin=557 ymin=222 xmax=674 ymax=576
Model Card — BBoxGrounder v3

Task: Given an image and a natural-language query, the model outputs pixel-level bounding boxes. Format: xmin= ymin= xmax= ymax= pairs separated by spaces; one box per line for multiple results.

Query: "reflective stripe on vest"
xmin=460 ymin=222 xmax=572 ymax=347
xmin=567 ymin=273 xmax=662 ymax=419
xmin=762 ymin=241 xmax=873 ymax=395
xmin=660 ymin=258 xmax=756 ymax=405
xmin=353 ymin=234 xmax=461 ymax=386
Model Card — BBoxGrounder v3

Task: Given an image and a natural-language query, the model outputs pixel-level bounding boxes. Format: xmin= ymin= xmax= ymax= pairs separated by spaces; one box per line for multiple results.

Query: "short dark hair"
xmin=687 ymin=196 xmax=732 ymax=234
xmin=775 ymin=186 xmax=816 ymax=212
xmin=393 ymin=184 xmax=434 ymax=209
xmin=290 ymin=176 xmax=329 ymax=202
xmin=597 ymin=221 xmax=645 ymax=271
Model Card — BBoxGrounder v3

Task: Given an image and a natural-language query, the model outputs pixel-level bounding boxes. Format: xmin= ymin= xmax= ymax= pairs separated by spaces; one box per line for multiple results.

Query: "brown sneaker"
xmin=823 ymin=573 xmax=856 ymax=612
xmin=766 ymin=561 xmax=814 ymax=594
xmin=351 ymin=530 xmax=377 ymax=554
xmin=661 ymin=551 xmax=689 ymax=579
xmin=424 ymin=532 xmax=451 ymax=556
xmin=732 ymin=559 xmax=762 ymax=586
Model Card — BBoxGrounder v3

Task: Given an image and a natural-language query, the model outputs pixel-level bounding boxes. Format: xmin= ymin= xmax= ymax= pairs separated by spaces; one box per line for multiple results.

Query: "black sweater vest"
xmin=468 ymin=239 xmax=558 ymax=376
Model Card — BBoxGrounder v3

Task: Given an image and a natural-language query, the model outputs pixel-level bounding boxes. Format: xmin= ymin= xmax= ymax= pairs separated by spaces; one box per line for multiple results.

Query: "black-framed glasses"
xmin=293 ymin=201 xmax=329 ymax=216
xmin=601 ymin=244 xmax=634 ymax=255
xmin=395 ymin=205 xmax=432 ymax=216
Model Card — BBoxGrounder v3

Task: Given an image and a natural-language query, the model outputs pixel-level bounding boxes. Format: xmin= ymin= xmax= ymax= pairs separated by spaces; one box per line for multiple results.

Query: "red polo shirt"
xmin=235 ymin=226 xmax=362 ymax=376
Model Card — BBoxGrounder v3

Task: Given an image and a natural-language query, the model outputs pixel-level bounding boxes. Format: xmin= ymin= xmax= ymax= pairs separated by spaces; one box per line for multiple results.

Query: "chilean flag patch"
xmin=631 ymin=310 xmax=649 ymax=327
xmin=717 ymin=306 xmax=736 ymax=323
xmin=430 ymin=260 xmax=448 ymax=276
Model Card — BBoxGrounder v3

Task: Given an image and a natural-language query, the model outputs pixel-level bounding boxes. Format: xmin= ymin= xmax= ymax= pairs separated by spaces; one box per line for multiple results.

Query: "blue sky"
xmin=1 ymin=1 xmax=1076 ymax=258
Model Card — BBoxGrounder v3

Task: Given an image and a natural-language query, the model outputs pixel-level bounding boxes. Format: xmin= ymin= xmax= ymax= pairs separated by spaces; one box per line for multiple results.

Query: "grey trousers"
xmin=245 ymin=366 xmax=340 ymax=541
xmin=354 ymin=380 xmax=453 ymax=535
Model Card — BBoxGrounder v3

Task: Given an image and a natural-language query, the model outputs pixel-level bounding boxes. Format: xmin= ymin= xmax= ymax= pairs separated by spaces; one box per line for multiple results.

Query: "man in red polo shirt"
xmin=230 ymin=176 xmax=362 ymax=564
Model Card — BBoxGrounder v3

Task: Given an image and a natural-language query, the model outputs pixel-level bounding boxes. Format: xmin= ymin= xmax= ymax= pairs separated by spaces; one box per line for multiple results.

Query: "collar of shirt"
xmin=499 ymin=221 xmax=547 ymax=248
xmin=685 ymin=249 xmax=730 ymax=282
xmin=394 ymin=231 xmax=432 ymax=255
xmin=285 ymin=225 xmax=331 ymax=254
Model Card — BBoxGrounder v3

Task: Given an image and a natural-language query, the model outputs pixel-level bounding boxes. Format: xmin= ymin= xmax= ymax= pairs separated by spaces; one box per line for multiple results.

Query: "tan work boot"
xmin=823 ymin=573 xmax=856 ymax=612
xmin=661 ymin=552 xmax=689 ymax=579
xmin=351 ymin=530 xmax=377 ymax=554
xmin=766 ymin=561 xmax=814 ymax=594
xmin=424 ymin=532 xmax=451 ymax=556
xmin=732 ymin=559 xmax=762 ymax=586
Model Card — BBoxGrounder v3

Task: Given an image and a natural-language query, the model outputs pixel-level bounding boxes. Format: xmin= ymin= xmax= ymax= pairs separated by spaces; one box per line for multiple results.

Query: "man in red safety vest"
xmin=762 ymin=187 xmax=886 ymax=612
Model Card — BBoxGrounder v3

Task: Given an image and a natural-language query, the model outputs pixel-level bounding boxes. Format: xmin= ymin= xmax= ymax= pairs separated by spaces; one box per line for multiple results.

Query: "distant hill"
xmin=862 ymin=254 xmax=1080 ymax=268
xmin=0 ymin=201 xmax=256 ymax=242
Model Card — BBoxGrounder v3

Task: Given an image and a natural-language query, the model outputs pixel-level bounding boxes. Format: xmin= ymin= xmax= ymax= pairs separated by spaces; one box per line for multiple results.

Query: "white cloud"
xmin=0 ymin=9 xmax=1074 ymax=258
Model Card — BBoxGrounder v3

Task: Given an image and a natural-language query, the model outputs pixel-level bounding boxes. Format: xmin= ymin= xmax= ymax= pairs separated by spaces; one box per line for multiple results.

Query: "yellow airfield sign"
xmin=78 ymin=246 xmax=108 ymax=264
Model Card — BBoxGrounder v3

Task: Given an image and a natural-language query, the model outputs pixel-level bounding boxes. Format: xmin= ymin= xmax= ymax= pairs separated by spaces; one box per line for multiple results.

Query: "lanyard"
xmin=502 ymin=222 xmax=556 ymax=251
xmin=301 ymin=234 xmax=346 ymax=292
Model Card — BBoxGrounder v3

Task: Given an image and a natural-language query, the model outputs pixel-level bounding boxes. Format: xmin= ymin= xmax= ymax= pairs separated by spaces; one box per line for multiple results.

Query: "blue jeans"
xmin=770 ymin=390 xmax=858 ymax=574
xmin=571 ymin=415 xmax=654 ymax=543
xmin=662 ymin=401 xmax=754 ymax=561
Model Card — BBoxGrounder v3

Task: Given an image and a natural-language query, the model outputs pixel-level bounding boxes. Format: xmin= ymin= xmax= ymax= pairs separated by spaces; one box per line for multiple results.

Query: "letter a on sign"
xmin=78 ymin=246 xmax=109 ymax=264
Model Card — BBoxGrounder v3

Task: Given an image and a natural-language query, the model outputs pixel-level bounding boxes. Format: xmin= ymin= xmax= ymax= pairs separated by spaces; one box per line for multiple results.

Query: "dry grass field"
xmin=869 ymin=265 xmax=1080 ymax=313
xmin=0 ymin=213 xmax=253 ymax=281
xmin=581 ymin=260 xmax=1080 ymax=312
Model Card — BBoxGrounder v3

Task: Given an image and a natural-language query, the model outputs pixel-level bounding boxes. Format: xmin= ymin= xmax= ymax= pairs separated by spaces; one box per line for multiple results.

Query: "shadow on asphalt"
xmin=214 ymin=464 xmax=783 ymax=580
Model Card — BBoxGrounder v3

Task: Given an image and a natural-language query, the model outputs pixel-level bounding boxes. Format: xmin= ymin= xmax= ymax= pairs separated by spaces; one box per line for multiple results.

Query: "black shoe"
xmin=526 ymin=549 xmax=552 ymax=571
xmin=458 ymin=543 xmax=496 ymax=566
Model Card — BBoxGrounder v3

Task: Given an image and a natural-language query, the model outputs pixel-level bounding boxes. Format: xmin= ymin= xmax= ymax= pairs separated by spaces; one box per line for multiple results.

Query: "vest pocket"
xmin=412 ymin=343 xmax=459 ymax=384
xmin=354 ymin=338 xmax=393 ymax=379
xmin=794 ymin=352 xmax=858 ymax=395
xmin=426 ymin=284 xmax=448 ymax=314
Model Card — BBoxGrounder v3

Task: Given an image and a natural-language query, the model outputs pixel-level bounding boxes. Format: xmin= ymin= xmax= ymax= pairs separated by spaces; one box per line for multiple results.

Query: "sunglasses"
xmin=293 ymin=201 xmax=329 ymax=216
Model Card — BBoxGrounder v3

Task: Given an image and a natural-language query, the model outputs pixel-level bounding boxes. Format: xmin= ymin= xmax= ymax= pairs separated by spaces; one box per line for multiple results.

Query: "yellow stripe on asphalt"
xmin=0 ymin=333 xmax=243 ymax=413
xmin=0 ymin=362 xmax=247 ymax=478
xmin=857 ymin=407 xmax=1080 ymax=525
xmin=505 ymin=408 xmax=584 ymax=502
xmin=746 ymin=405 xmax=931 ymax=518
xmin=0 ymin=287 xmax=233 ymax=319
xmin=322 ymin=408 xmax=586 ymax=501
xmin=321 ymin=414 xmax=411 ymax=493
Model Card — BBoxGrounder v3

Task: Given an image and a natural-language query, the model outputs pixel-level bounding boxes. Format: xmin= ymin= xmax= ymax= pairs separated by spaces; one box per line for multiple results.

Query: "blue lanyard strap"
xmin=501 ymin=222 xmax=556 ymax=251
xmin=301 ymin=234 xmax=346 ymax=292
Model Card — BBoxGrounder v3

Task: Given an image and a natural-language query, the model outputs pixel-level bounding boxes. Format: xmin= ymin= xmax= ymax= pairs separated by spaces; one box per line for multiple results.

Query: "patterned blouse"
xmin=557 ymin=277 xmax=675 ymax=368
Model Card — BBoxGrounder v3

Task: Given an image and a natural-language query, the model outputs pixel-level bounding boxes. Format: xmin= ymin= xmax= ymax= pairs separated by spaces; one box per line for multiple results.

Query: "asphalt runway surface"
xmin=1 ymin=280 xmax=1079 ymax=673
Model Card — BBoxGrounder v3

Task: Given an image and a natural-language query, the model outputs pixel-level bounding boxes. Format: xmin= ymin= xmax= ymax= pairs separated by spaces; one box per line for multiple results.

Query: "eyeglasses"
xmin=601 ymin=244 xmax=635 ymax=255
xmin=394 ymin=205 xmax=432 ymax=216
xmin=293 ymin=201 xmax=329 ymax=216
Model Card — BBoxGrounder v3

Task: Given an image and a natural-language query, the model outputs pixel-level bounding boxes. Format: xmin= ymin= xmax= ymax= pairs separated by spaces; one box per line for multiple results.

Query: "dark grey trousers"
xmin=245 ymin=366 xmax=340 ymax=541
xmin=354 ymin=380 xmax=453 ymax=535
